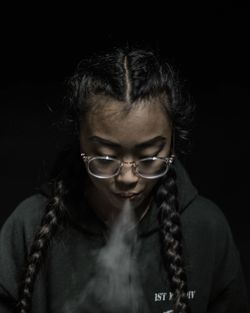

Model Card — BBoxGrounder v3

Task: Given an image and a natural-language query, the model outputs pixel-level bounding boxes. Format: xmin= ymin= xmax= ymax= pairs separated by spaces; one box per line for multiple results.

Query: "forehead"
xmin=80 ymin=97 xmax=172 ymax=147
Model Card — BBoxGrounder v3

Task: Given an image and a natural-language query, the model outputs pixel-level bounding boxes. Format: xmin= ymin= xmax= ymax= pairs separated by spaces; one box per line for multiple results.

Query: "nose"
xmin=115 ymin=162 xmax=139 ymax=185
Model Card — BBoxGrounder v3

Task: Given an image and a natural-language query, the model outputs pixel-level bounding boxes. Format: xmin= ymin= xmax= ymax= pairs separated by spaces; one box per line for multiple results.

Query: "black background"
xmin=1 ymin=2 xmax=250 ymax=299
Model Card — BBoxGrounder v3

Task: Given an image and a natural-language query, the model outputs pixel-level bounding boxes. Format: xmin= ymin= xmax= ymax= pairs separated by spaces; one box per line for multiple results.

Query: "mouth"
xmin=113 ymin=192 xmax=142 ymax=200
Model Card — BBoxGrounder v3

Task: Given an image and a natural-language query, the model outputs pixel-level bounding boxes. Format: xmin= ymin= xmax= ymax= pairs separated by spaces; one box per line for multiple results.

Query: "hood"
xmin=40 ymin=159 xmax=198 ymax=237
xmin=137 ymin=158 xmax=198 ymax=237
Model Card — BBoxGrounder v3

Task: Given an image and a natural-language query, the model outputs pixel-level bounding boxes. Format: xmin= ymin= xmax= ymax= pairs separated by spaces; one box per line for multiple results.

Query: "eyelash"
xmin=98 ymin=154 xmax=117 ymax=158
xmin=99 ymin=153 xmax=159 ymax=159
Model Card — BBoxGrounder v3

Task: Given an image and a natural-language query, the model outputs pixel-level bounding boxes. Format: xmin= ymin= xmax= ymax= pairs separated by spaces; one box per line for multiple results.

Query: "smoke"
xmin=64 ymin=199 xmax=149 ymax=313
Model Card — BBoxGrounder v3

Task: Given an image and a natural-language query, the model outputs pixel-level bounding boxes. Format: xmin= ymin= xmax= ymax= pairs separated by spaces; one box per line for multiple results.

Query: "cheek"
xmin=89 ymin=175 xmax=112 ymax=193
xmin=132 ymin=178 xmax=159 ymax=198
xmin=143 ymin=179 xmax=159 ymax=193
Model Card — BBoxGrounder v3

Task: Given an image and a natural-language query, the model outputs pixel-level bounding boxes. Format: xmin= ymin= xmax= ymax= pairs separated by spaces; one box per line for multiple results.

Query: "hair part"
xmin=63 ymin=47 xmax=194 ymax=155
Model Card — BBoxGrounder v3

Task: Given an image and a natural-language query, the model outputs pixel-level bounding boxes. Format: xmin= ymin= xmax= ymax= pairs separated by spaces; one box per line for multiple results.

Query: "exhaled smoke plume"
xmin=64 ymin=199 xmax=149 ymax=313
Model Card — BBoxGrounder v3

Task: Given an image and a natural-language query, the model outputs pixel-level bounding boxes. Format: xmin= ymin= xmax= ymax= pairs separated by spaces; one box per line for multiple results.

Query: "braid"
xmin=16 ymin=180 xmax=68 ymax=313
xmin=155 ymin=165 xmax=190 ymax=313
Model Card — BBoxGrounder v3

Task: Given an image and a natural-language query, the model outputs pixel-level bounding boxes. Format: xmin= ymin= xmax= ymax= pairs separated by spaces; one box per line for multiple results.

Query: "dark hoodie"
xmin=0 ymin=160 xmax=249 ymax=313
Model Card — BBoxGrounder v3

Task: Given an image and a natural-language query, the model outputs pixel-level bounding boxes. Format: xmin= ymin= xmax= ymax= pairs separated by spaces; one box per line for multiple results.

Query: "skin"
xmin=79 ymin=96 xmax=172 ymax=227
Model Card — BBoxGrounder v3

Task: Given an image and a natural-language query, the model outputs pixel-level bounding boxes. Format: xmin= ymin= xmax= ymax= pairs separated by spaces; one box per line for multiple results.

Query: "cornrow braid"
xmin=155 ymin=165 xmax=190 ymax=313
xmin=16 ymin=180 xmax=68 ymax=313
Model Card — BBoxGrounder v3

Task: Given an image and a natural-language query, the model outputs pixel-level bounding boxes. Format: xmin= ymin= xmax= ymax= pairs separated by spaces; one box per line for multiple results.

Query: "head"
xmin=66 ymin=48 xmax=193 ymax=225
xmin=79 ymin=96 xmax=173 ymax=224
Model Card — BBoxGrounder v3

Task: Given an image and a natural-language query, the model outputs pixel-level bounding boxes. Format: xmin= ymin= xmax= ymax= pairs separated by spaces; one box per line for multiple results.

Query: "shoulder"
xmin=182 ymin=195 xmax=231 ymax=234
xmin=1 ymin=194 xmax=49 ymax=242
xmin=182 ymin=195 xmax=240 ymax=269
xmin=181 ymin=194 xmax=238 ymax=257
xmin=5 ymin=194 xmax=48 ymax=225
xmin=0 ymin=195 xmax=49 ymax=299
xmin=181 ymin=197 xmax=249 ymax=309
xmin=12 ymin=193 xmax=48 ymax=219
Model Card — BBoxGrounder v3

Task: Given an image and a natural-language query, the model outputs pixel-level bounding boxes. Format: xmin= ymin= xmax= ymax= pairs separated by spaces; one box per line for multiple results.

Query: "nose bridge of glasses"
xmin=121 ymin=160 xmax=136 ymax=167
xmin=120 ymin=160 xmax=136 ymax=173
xmin=119 ymin=160 xmax=138 ymax=178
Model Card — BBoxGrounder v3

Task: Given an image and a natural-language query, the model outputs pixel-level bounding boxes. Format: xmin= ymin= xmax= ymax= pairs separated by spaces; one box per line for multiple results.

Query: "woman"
xmin=0 ymin=47 xmax=249 ymax=313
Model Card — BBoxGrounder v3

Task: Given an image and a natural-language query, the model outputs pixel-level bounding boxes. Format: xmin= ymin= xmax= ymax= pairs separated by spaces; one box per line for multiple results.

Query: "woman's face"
xmin=79 ymin=96 xmax=172 ymax=225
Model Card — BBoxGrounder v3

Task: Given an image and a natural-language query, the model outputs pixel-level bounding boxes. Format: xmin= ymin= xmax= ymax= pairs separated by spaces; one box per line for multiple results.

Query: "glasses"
xmin=80 ymin=153 xmax=175 ymax=179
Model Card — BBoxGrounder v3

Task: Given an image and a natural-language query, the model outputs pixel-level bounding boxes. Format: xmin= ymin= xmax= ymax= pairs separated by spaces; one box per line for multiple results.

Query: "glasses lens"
xmin=137 ymin=158 xmax=168 ymax=178
xmin=88 ymin=157 xmax=120 ymax=178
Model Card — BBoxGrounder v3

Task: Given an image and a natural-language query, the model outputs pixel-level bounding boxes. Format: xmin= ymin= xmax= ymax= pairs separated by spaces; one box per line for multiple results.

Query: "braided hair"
xmin=155 ymin=167 xmax=190 ymax=312
xmin=16 ymin=181 xmax=66 ymax=313
xmin=17 ymin=47 xmax=194 ymax=313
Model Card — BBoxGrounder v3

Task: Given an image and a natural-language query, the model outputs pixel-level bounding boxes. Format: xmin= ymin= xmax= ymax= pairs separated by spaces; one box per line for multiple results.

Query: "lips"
xmin=114 ymin=192 xmax=141 ymax=199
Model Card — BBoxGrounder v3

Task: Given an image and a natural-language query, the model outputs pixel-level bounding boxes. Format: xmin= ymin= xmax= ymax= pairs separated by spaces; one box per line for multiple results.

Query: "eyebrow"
xmin=88 ymin=136 xmax=167 ymax=148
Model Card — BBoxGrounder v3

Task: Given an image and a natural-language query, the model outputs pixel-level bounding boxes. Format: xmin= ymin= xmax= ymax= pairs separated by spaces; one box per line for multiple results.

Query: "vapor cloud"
xmin=64 ymin=200 xmax=149 ymax=313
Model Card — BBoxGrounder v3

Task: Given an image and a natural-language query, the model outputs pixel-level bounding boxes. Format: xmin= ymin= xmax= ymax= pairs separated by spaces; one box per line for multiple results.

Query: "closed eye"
xmin=99 ymin=154 xmax=117 ymax=159
xmin=139 ymin=151 xmax=160 ymax=159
